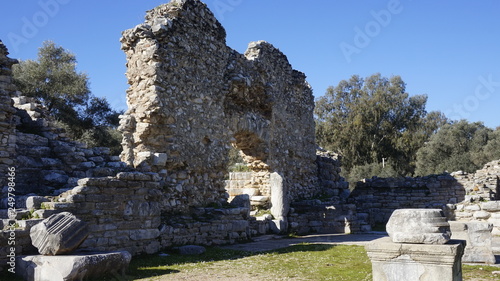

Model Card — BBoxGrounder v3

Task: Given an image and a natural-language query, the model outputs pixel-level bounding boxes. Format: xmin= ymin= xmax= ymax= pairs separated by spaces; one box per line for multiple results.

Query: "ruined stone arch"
xmin=119 ymin=0 xmax=320 ymax=219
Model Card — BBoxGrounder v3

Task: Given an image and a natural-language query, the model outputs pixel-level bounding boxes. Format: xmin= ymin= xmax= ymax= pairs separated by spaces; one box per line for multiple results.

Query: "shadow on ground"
xmin=221 ymin=232 xmax=388 ymax=252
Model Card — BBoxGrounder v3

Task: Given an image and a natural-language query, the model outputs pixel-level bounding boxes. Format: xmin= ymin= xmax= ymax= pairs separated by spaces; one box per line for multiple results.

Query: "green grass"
xmin=1 ymin=245 xmax=497 ymax=280
xmin=104 ymin=244 xmax=372 ymax=281
xmin=463 ymin=264 xmax=500 ymax=280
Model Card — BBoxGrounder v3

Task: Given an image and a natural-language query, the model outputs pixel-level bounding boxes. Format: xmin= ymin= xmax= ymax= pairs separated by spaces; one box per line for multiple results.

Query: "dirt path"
xmin=221 ymin=232 xmax=388 ymax=252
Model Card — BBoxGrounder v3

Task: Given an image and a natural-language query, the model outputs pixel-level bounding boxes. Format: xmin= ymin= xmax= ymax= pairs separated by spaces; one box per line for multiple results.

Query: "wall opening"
xmin=225 ymin=131 xmax=272 ymax=214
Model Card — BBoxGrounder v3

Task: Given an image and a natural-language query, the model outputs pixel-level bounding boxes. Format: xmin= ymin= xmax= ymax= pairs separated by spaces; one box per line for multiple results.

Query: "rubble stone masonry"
xmin=0 ymin=41 xmax=17 ymax=189
xmin=119 ymin=0 xmax=319 ymax=213
xmin=0 ymin=1 xmax=352 ymax=270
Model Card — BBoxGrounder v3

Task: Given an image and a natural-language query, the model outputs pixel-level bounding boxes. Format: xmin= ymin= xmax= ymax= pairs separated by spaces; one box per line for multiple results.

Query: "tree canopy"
xmin=13 ymin=41 xmax=90 ymax=116
xmin=415 ymin=120 xmax=500 ymax=175
xmin=13 ymin=41 xmax=122 ymax=154
xmin=315 ymin=73 xmax=447 ymax=180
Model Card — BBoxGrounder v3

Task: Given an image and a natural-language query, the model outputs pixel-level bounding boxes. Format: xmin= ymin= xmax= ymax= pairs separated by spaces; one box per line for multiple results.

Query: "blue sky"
xmin=1 ymin=0 xmax=499 ymax=128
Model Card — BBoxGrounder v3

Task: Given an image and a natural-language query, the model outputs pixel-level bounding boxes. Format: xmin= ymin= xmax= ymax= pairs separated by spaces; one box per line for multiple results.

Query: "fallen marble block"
xmin=30 ymin=212 xmax=89 ymax=255
xmin=16 ymin=251 xmax=131 ymax=281
xmin=386 ymin=209 xmax=451 ymax=244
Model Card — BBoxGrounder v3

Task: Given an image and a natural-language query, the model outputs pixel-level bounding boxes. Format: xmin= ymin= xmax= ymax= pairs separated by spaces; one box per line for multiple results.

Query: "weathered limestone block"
xmin=462 ymin=222 xmax=496 ymax=264
xmin=16 ymin=251 xmax=131 ymax=281
xmin=270 ymin=172 xmax=288 ymax=233
xmin=481 ymin=201 xmax=500 ymax=212
xmin=229 ymin=194 xmax=251 ymax=218
xmin=386 ymin=209 xmax=451 ymax=244
xmin=30 ymin=212 xmax=89 ymax=255
xmin=473 ymin=210 xmax=491 ymax=220
xmin=366 ymin=237 xmax=464 ymax=281
xmin=26 ymin=196 xmax=50 ymax=210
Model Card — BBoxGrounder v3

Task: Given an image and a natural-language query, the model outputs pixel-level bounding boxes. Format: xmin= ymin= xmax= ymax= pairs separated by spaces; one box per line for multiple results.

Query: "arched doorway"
xmin=225 ymin=130 xmax=271 ymax=212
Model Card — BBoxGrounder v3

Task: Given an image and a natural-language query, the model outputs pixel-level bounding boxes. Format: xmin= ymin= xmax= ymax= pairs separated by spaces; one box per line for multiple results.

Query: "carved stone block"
xmin=30 ymin=212 xmax=89 ymax=255
xmin=386 ymin=209 xmax=451 ymax=244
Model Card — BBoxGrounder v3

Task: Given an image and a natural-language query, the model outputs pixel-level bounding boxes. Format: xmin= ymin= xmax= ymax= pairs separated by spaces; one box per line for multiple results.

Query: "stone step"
xmin=226 ymin=187 xmax=259 ymax=197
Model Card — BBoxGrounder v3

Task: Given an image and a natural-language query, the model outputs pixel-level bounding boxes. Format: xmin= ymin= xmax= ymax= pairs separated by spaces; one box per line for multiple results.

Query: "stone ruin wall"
xmin=0 ymin=33 xmax=255 ymax=265
xmin=0 ymin=0 xmax=355 ymax=270
xmin=2 ymin=1 xmax=500 ymax=272
xmin=1 ymin=39 xmax=128 ymax=199
xmin=450 ymin=160 xmax=500 ymax=235
xmin=350 ymin=174 xmax=466 ymax=231
xmin=350 ymin=159 xmax=500 ymax=233
xmin=226 ymin=151 xmax=350 ymax=210
xmin=0 ymin=41 xmax=17 ymax=190
xmin=11 ymin=95 xmax=127 ymax=197
xmin=118 ymin=0 xmax=319 ymax=215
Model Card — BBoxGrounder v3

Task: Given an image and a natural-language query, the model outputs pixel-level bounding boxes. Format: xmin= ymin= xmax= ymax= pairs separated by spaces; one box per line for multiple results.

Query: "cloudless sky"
xmin=1 ymin=0 xmax=499 ymax=128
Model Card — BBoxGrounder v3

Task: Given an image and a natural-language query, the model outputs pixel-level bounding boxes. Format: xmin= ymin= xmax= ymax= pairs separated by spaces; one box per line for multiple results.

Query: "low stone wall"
xmin=289 ymin=200 xmax=359 ymax=235
xmin=53 ymin=172 xmax=256 ymax=254
xmin=0 ymin=168 xmax=359 ymax=272
xmin=0 ymin=171 xmax=253 ymax=263
xmin=316 ymin=150 xmax=349 ymax=198
xmin=160 ymin=207 xmax=256 ymax=247
xmin=350 ymin=174 xmax=466 ymax=230
xmin=44 ymin=173 xmax=163 ymax=255
xmin=350 ymin=160 xmax=500 ymax=231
